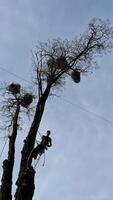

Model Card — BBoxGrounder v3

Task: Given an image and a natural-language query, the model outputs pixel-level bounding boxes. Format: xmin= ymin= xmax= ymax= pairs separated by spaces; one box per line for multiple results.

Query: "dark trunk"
xmin=0 ymin=103 xmax=20 ymax=200
xmin=14 ymin=167 xmax=35 ymax=200
xmin=15 ymin=86 xmax=51 ymax=200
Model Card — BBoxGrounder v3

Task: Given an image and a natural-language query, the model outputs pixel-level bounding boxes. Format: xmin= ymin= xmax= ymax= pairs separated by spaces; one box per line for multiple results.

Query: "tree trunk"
xmin=15 ymin=86 xmax=51 ymax=200
xmin=0 ymin=103 xmax=20 ymax=200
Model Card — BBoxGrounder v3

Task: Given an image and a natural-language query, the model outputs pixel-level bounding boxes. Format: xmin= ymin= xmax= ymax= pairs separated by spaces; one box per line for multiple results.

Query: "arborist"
xmin=32 ymin=130 xmax=52 ymax=160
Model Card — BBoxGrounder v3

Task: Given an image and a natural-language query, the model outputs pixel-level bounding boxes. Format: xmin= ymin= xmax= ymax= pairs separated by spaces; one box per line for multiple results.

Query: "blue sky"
xmin=0 ymin=1 xmax=113 ymax=200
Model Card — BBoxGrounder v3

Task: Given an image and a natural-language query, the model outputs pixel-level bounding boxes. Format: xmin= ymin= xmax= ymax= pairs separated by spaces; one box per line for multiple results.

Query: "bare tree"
xmin=0 ymin=18 xmax=113 ymax=200
xmin=0 ymin=83 xmax=34 ymax=200
xmin=14 ymin=18 xmax=113 ymax=200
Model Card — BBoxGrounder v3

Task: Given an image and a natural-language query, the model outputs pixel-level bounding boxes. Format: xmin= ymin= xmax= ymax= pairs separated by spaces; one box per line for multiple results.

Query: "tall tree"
xmin=0 ymin=18 xmax=113 ymax=200
xmin=15 ymin=18 xmax=113 ymax=200
xmin=0 ymin=83 xmax=33 ymax=200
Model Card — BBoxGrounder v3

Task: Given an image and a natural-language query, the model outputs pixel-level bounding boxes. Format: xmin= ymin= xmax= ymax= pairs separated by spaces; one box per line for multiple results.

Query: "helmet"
xmin=47 ymin=130 xmax=51 ymax=136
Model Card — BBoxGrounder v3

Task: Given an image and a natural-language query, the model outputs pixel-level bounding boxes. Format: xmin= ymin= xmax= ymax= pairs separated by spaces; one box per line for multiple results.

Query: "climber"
xmin=32 ymin=130 xmax=52 ymax=160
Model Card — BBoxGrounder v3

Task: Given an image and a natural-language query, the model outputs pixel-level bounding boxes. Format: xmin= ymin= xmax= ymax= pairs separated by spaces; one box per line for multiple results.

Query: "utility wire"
xmin=57 ymin=96 xmax=113 ymax=126
xmin=0 ymin=64 xmax=113 ymax=126
xmin=0 ymin=65 xmax=31 ymax=84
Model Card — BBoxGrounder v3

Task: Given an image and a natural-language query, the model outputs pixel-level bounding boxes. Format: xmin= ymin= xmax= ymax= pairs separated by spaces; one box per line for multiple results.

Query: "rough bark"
xmin=15 ymin=86 xmax=51 ymax=200
xmin=15 ymin=167 xmax=35 ymax=200
xmin=0 ymin=103 xmax=20 ymax=200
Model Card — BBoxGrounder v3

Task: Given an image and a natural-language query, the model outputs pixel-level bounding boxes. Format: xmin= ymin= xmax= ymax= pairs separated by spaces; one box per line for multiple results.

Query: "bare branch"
xmin=32 ymin=18 xmax=113 ymax=92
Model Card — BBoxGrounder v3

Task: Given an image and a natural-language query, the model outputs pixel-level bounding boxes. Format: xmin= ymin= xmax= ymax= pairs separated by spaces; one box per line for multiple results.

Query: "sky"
xmin=0 ymin=0 xmax=113 ymax=200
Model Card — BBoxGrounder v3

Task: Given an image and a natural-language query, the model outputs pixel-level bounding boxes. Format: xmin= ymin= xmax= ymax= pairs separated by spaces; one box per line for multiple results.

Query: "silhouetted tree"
xmin=0 ymin=18 xmax=113 ymax=200
xmin=0 ymin=83 xmax=33 ymax=200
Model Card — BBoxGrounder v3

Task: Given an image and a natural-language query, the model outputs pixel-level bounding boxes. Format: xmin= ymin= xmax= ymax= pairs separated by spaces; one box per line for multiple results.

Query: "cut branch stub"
xmin=71 ymin=70 xmax=81 ymax=83
xmin=7 ymin=83 xmax=21 ymax=95
xmin=20 ymin=93 xmax=33 ymax=108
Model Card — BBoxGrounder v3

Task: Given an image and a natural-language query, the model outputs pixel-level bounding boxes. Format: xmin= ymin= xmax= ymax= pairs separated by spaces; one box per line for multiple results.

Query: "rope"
xmin=0 ymin=137 xmax=8 ymax=159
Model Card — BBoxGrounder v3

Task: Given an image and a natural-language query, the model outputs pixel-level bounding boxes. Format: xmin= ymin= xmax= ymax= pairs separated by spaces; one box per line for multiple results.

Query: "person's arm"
xmin=47 ymin=138 xmax=52 ymax=147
